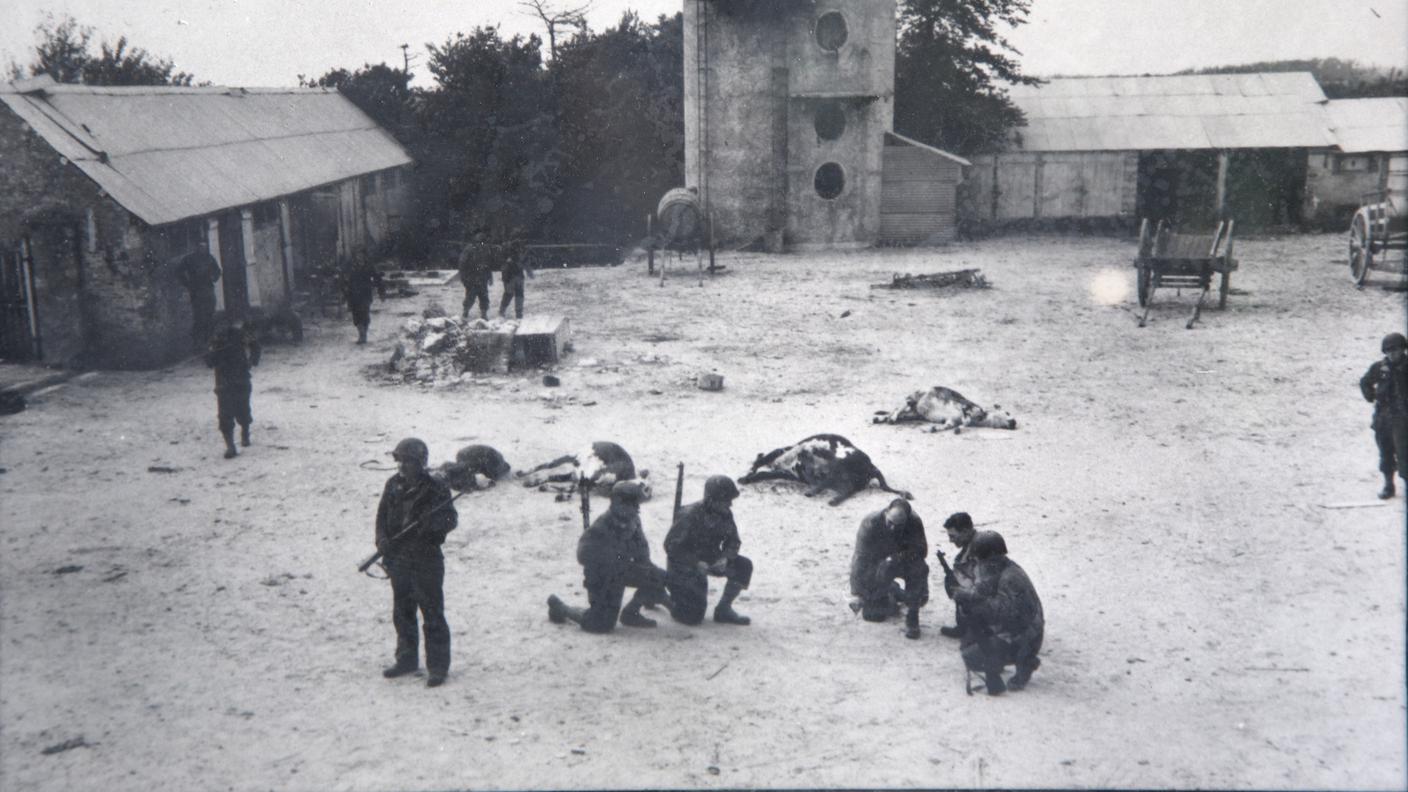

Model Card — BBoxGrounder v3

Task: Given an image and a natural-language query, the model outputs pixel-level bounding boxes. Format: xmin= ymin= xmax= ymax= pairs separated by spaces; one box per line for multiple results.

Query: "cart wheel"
xmin=1136 ymin=265 xmax=1152 ymax=307
xmin=1349 ymin=211 xmax=1371 ymax=286
xmin=1218 ymin=269 xmax=1230 ymax=309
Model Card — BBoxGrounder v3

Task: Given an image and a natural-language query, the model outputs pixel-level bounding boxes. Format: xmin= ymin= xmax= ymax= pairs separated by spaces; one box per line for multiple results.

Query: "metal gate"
xmin=0 ymin=239 xmax=40 ymax=362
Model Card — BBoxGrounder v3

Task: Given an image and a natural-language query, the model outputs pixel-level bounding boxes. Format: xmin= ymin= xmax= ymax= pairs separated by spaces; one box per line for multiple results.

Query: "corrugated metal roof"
xmin=1323 ymin=97 xmax=1408 ymax=153
xmin=1004 ymin=73 xmax=1333 ymax=152
xmin=0 ymin=81 xmax=413 ymax=226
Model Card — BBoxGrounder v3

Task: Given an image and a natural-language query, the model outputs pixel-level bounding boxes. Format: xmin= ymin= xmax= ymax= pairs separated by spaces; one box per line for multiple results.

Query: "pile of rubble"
xmin=386 ymin=308 xmax=522 ymax=384
xmin=873 ymin=268 xmax=990 ymax=290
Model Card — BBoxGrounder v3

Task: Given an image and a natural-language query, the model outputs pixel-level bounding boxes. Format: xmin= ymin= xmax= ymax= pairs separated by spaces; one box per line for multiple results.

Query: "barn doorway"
xmin=217 ymin=211 xmax=248 ymax=316
xmin=0 ymin=240 xmax=38 ymax=361
xmin=1137 ymin=151 xmax=1218 ymax=228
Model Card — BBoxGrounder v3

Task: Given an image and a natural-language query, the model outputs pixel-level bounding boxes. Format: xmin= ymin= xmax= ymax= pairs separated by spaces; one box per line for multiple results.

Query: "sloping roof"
xmin=0 ymin=79 xmax=413 ymax=226
xmin=1004 ymin=73 xmax=1334 ymax=152
xmin=884 ymin=131 xmax=970 ymax=166
xmin=1324 ymin=97 xmax=1408 ymax=153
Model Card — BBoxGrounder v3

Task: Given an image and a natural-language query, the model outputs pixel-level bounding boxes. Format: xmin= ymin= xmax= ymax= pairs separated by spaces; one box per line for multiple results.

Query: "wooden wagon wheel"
xmin=1349 ymin=210 xmax=1372 ymax=286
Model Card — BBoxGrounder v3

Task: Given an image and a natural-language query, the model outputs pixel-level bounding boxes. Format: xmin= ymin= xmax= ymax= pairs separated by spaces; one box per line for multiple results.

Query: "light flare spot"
xmin=1089 ymin=268 xmax=1130 ymax=306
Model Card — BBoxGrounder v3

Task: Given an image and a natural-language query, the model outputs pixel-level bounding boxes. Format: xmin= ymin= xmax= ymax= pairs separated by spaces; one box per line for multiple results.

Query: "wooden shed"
xmin=879 ymin=131 xmax=969 ymax=245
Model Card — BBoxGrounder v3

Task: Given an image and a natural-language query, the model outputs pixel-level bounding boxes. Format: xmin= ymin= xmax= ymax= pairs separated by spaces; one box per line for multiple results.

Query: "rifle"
xmin=579 ymin=474 xmax=591 ymax=532
xmin=357 ymin=490 xmax=466 ymax=573
xmin=672 ymin=462 xmax=685 ymax=520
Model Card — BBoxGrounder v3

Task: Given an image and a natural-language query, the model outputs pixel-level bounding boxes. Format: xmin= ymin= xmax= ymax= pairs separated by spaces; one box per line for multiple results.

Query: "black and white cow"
xmin=517 ymin=441 xmax=652 ymax=499
xmin=737 ymin=434 xmax=911 ymax=506
xmin=434 ymin=445 xmax=513 ymax=492
xmin=873 ymin=386 xmax=1017 ymax=432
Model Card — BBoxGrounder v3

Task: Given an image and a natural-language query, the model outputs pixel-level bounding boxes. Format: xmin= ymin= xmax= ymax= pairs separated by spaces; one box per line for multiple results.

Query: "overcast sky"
xmin=3 ymin=0 xmax=1405 ymax=87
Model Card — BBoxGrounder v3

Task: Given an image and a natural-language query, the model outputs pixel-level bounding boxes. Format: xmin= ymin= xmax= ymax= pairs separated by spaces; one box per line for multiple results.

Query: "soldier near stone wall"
xmin=174 ymin=247 xmax=222 ymax=353
xmin=204 ymin=321 xmax=260 ymax=459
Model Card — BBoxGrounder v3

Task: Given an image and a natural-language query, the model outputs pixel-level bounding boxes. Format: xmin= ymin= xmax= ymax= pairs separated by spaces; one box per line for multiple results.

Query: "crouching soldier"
xmin=953 ymin=531 xmax=1043 ymax=696
xmin=547 ymin=481 xmax=674 ymax=632
xmin=205 ymin=321 xmax=261 ymax=459
xmin=938 ymin=512 xmax=978 ymax=638
xmin=377 ymin=438 xmax=459 ymax=688
xmin=665 ymin=475 xmax=752 ymax=626
xmin=850 ymin=499 xmax=929 ymax=640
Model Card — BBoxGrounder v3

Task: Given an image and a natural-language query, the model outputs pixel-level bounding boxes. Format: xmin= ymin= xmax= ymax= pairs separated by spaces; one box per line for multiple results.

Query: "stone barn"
xmin=683 ymin=0 xmax=965 ymax=250
xmin=967 ymin=73 xmax=1335 ymax=231
xmin=0 ymin=76 xmax=412 ymax=369
xmin=1304 ymin=97 xmax=1408 ymax=225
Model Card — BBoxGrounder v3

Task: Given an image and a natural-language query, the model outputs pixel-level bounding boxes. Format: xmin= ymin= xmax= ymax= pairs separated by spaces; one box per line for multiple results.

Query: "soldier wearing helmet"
xmin=952 ymin=531 xmax=1044 ymax=696
xmin=204 ymin=320 xmax=260 ymax=459
xmin=456 ymin=230 xmax=494 ymax=322
xmin=663 ymin=474 xmax=753 ymax=626
xmin=375 ymin=437 xmax=458 ymax=687
xmin=547 ymin=480 xmax=675 ymax=633
xmin=1360 ymin=332 xmax=1408 ymax=498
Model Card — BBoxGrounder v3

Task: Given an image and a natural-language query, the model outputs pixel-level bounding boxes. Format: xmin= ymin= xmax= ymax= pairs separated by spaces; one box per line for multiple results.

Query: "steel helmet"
xmin=1382 ymin=332 xmax=1407 ymax=353
xmin=390 ymin=437 xmax=429 ymax=465
xmin=704 ymin=475 xmax=740 ymax=501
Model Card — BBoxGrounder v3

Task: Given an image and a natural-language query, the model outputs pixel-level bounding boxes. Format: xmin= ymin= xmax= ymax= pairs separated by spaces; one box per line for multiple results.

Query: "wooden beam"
xmin=1215 ymin=151 xmax=1229 ymax=219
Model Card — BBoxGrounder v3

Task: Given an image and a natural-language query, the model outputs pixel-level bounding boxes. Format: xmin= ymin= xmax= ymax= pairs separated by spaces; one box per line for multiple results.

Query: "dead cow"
xmin=434 ymin=445 xmax=513 ymax=492
xmin=517 ymin=441 xmax=652 ymax=499
xmin=873 ymin=386 xmax=1017 ymax=432
xmin=738 ymin=434 xmax=911 ymax=506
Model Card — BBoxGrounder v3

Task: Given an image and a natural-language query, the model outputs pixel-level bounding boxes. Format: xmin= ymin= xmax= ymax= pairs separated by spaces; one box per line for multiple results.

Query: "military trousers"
xmin=666 ymin=555 xmax=752 ymax=625
xmin=386 ymin=553 xmax=450 ymax=674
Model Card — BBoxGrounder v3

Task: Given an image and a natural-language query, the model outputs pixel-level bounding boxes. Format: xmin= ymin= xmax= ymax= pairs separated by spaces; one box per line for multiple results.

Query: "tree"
xmin=301 ymin=63 xmax=413 ymax=135
xmin=893 ymin=0 xmax=1039 ymax=155
xmin=17 ymin=14 xmax=194 ymax=86
xmin=518 ymin=0 xmax=593 ymax=61
xmin=548 ymin=12 xmax=684 ymax=244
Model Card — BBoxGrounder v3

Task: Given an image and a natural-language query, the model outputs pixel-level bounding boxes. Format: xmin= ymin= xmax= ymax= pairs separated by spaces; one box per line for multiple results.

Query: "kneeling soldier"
xmin=850 ymin=498 xmax=929 ymax=639
xmin=953 ymin=531 xmax=1044 ymax=695
xmin=665 ymin=475 xmax=753 ymax=626
xmin=547 ymin=481 xmax=674 ymax=632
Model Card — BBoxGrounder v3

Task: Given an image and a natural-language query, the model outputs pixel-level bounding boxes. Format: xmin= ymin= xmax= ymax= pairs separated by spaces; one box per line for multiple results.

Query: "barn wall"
xmin=879 ymin=144 xmax=961 ymax=244
xmin=969 ymin=151 xmax=1138 ymax=223
xmin=1304 ymin=149 xmax=1403 ymax=225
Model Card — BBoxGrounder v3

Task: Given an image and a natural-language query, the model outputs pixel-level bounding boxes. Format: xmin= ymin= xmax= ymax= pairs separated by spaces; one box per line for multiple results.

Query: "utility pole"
xmin=400 ymin=43 xmax=410 ymax=74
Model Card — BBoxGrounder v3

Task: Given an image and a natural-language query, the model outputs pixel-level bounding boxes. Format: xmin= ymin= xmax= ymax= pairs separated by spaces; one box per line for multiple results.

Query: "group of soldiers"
xmin=370 ymin=439 xmax=1045 ymax=696
xmin=456 ymin=231 xmax=531 ymax=322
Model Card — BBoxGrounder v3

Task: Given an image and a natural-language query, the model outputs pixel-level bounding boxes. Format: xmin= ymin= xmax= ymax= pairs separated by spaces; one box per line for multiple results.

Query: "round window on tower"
xmin=814 ymin=162 xmax=846 ymax=200
xmin=815 ymin=12 xmax=848 ymax=52
xmin=814 ymin=101 xmax=846 ymax=141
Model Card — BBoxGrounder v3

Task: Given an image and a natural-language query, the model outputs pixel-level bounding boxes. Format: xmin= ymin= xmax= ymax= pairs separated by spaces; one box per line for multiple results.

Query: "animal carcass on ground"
xmin=873 ymin=386 xmax=1017 ymax=432
xmin=516 ymin=441 xmax=651 ymax=499
xmin=737 ymin=434 xmax=911 ymax=506
xmin=434 ymin=445 xmax=513 ymax=492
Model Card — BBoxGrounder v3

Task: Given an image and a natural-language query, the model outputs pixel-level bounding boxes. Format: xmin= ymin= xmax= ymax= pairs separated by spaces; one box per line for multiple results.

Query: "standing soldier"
xmin=343 ymin=250 xmax=385 ymax=345
xmin=204 ymin=321 xmax=260 ymax=459
xmin=664 ymin=475 xmax=753 ymax=626
xmin=850 ymin=498 xmax=929 ymax=640
xmin=952 ymin=531 xmax=1044 ymax=695
xmin=376 ymin=438 xmax=458 ymax=688
xmin=547 ymin=481 xmax=674 ymax=633
xmin=174 ymin=244 xmax=222 ymax=353
xmin=937 ymin=512 xmax=977 ymax=638
xmin=498 ymin=232 xmax=531 ymax=320
xmin=1360 ymin=332 xmax=1408 ymax=499
xmin=457 ymin=232 xmax=494 ymax=321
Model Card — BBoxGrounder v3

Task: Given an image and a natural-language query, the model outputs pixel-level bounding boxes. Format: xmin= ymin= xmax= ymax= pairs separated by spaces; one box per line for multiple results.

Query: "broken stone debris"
xmin=873 ymin=268 xmax=990 ymax=290
xmin=387 ymin=314 xmax=572 ymax=384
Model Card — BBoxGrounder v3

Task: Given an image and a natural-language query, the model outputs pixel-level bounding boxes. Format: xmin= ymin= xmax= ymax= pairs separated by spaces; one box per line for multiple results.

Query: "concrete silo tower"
xmin=684 ymin=0 xmax=897 ymax=250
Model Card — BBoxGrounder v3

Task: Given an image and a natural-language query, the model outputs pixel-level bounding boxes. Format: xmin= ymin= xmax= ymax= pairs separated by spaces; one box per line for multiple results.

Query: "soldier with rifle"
xmin=664 ymin=472 xmax=753 ymax=626
xmin=546 ymin=480 xmax=674 ymax=633
xmin=374 ymin=438 xmax=459 ymax=687
xmin=204 ymin=320 xmax=260 ymax=459
xmin=952 ymin=531 xmax=1044 ymax=696
xmin=935 ymin=512 xmax=978 ymax=638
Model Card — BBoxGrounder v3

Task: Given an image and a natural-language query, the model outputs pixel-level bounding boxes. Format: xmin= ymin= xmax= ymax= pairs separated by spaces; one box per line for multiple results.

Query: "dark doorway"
xmin=1137 ymin=151 xmax=1219 ymax=228
xmin=1226 ymin=149 xmax=1307 ymax=229
xmin=218 ymin=211 xmax=248 ymax=316
xmin=0 ymin=241 xmax=38 ymax=361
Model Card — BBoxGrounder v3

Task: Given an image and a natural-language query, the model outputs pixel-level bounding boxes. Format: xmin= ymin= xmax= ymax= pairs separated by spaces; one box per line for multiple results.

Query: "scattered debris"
xmin=707 ymin=766 xmax=721 ymax=776
xmin=872 ymin=269 xmax=989 ymax=290
xmin=53 ymin=565 xmax=84 ymax=575
xmin=697 ymin=372 xmax=724 ymax=391
xmin=838 ymin=309 xmax=852 ymax=319
xmin=543 ymin=375 xmax=561 ymax=387
xmin=41 ymin=736 xmax=89 ymax=755
xmin=146 ymin=466 xmax=179 ymax=474
xmin=571 ymin=748 xmax=587 ymax=756
xmin=102 ymin=570 xmax=128 ymax=583
xmin=706 ymin=661 xmax=730 ymax=680
xmin=260 ymin=573 xmax=298 ymax=587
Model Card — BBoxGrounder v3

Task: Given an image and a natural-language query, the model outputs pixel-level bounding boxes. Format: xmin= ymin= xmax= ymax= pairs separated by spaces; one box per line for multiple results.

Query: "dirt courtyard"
xmin=2 ymin=232 xmax=1405 ymax=791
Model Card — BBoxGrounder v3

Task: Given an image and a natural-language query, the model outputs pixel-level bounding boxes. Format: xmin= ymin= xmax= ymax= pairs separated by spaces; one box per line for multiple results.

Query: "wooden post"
xmin=240 ymin=207 xmax=262 ymax=308
xmin=708 ymin=213 xmax=716 ymax=273
xmin=206 ymin=217 xmax=225 ymax=312
xmin=278 ymin=199 xmax=295 ymax=302
xmin=1215 ymin=151 xmax=1229 ymax=220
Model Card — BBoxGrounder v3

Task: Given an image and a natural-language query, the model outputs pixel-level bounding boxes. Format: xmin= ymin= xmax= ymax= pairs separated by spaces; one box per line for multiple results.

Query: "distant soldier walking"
xmin=498 ymin=234 xmax=530 ymax=320
xmin=376 ymin=438 xmax=458 ymax=688
xmin=457 ymin=233 xmax=494 ymax=321
xmin=343 ymin=250 xmax=385 ymax=345
xmin=664 ymin=475 xmax=753 ymax=626
xmin=1360 ymin=332 xmax=1408 ymax=499
xmin=850 ymin=498 xmax=929 ymax=639
xmin=174 ymin=245 xmax=222 ymax=353
xmin=204 ymin=321 xmax=260 ymax=459
xmin=547 ymin=481 xmax=674 ymax=633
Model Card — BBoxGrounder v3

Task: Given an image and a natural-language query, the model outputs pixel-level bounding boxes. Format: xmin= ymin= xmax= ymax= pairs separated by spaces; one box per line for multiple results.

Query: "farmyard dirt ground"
xmin=2 ymin=233 xmax=1405 ymax=791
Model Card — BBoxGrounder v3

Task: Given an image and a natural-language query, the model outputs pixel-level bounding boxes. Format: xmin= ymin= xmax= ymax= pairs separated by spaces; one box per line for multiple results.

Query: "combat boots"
xmin=1008 ymin=657 xmax=1040 ymax=691
xmin=713 ymin=581 xmax=750 ymax=625
xmin=1379 ymin=473 xmax=1396 ymax=500
xmin=619 ymin=603 xmax=658 ymax=628
xmin=547 ymin=594 xmax=582 ymax=625
xmin=904 ymin=607 xmax=921 ymax=640
xmin=240 ymin=425 xmax=251 ymax=447
xmin=382 ymin=659 xmax=417 ymax=679
xmin=221 ymin=429 xmax=238 ymax=459
xmin=356 ymin=325 xmax=368 ymax=345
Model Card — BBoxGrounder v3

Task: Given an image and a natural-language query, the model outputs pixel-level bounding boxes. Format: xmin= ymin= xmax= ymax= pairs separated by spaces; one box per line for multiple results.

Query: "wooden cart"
xmin=1133 ymin=218 xmax=1237 ymax=329
xmin=1348 ymin=192 xmax=1408 ymax=286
